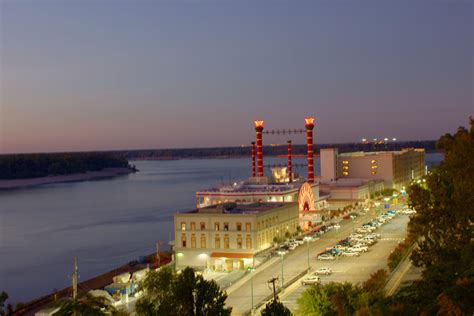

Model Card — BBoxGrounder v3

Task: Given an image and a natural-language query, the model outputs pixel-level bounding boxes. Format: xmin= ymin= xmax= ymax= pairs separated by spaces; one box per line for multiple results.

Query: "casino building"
xmin=172 ymin=118 xmax=426 ymax=271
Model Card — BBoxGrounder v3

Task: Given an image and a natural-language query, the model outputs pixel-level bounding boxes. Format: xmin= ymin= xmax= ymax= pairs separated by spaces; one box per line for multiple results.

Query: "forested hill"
xmin=0 ymin=140 xmax=436 ymax=179
xmin=0 ymin=153 xmax=131 ymax=180
xmin=110 ymin=140 xmax=437 ymax=160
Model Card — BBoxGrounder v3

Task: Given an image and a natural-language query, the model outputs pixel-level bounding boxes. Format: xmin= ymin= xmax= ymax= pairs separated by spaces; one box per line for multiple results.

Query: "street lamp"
xmin=304 ymin=236 xmax=312 ymax=271
xmin=247 ymin=266 xmax=256 ymax=315
xmin=278 ymin=251 xmax=285 ymax=289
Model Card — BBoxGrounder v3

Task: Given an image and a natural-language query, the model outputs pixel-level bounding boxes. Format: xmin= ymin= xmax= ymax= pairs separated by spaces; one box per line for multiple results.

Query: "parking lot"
xmin=280 ymin=213 xmax=410 ymax=312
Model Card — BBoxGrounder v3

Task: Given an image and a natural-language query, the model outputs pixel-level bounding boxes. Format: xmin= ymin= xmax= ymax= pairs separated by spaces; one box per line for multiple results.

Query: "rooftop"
xmin=339 ymin=148 xmax=425 ymax=158
xmin=196 ymin=179 xmax=307 ymax=195
xmin=183 ymin=202 xmax=293 ymax=215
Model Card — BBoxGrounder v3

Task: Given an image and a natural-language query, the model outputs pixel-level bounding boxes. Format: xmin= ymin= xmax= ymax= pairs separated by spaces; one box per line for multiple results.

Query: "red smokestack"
xmin=287 ymin=140 xmax=292 ymax=182
xmin=251 ymin=142 xmax=256 ymax=177
xmin=255 ymin=120 xmax=264 ymax=177
xmin=305 ymin=117 xmax=315 ymax=183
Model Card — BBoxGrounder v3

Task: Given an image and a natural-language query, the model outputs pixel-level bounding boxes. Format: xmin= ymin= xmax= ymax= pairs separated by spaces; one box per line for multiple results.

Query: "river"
xmin=0 ymin=154 xmax=442 ymax=303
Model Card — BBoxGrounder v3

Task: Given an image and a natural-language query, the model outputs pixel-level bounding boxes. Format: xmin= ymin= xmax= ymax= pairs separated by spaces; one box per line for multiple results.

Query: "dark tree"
xmin=136 ymin=267 xmax=231 ymax=316
xmin=394 ymin=117 xmax=474 ymax=314
xmin=261 ymin=299 xmax=292 ymax=316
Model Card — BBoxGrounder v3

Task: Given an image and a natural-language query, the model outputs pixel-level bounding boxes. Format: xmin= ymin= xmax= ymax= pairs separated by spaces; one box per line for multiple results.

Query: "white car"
xmin=357 ymin=228 xmax=369 ymax=233
xmin=317 ymin=254 xmax=336 ymax=260
xmin=290 ymin=239 xmax=304 ymax=245
xmin=333 ymin=224 xmax=341 ymax=230
xmin=367 ymin=233 xmax=381 ymax=239
xmin=349 ymin=245 xmax=368 ymax=252
xmin=288 ymin=243 xmax=298 ymax=250
xmin=302 ymin=275 xmax=320 ymax=285
xmin=314 ymin=267 xmax=332 ymax=275
xmin=342 ymin=251 xmax=360 ymax=257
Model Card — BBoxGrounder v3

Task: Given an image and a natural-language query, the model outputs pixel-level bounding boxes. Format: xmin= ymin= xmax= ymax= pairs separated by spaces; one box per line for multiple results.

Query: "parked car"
xmin=290 ymin=238 xmax=304 ymax=245
xmin=357 ymin=228 xmax=369 ymax=233
xmin=317 ymin=254 xmax=336 ymax=260
xmin=302 ymin=275 xmax=321 ymax=285
xmin=349 ymin=245 xmax=368 ymax=252
xmin=314 ymin=267 xmax=332 ymax=275
xmin=333 ymin=223 xmax=341 ymax=230
xmin=342 ymin=251 xmax=360 ymax=257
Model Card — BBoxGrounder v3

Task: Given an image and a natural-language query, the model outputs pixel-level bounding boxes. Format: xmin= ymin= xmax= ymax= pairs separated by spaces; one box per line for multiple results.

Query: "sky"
xmin=0 ymin=0 xmax=472 ymax=154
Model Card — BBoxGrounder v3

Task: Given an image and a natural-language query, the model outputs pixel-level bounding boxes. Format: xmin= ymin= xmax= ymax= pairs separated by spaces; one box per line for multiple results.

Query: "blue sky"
xmin=1 ymin=0 xmax=472 ymax=153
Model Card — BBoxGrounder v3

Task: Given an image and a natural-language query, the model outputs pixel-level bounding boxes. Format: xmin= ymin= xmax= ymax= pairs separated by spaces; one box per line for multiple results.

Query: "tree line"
xmin=0 ymin=153 xmax=130 ymax=179
xmin=110 ymin=140 xmax=437 ymax=160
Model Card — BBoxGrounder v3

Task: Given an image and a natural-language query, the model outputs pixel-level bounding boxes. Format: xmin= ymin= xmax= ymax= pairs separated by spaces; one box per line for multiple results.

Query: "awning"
xmin=210 ymin=252 xmax=254 ymax=259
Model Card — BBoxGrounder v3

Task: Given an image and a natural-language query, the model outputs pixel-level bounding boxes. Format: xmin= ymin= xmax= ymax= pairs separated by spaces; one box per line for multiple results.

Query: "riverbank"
xmin=0 ymin=168 xmax=135 ymax=190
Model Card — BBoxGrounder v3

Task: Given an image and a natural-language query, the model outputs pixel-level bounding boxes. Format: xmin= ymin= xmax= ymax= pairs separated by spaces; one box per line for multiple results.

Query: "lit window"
xmin=190 ymin=222 xmax=196 ymax=231
xmin=224 ymin=222 xmax=229 ymax=231
xmin=342 ymin=160 xmax=349 ymax=164
xmin=343 ymin=171 xmax=349 ymax=176
xmin=371 ymin=165 xmax=378 ymax=169
xmin=371 ymin=159 xmax=377 ymax=164
xmin=246 ymin=223 xmax=252 ymax=231
xmin=236 ymin=222 xmax=242 ymax=231
xmin=224 ymin=235 xmax=230 ymax=249
xmin=237 ymin=235 xmax=243 ymax=249
xmin=181 ymin=234 xmax=187 ymax=247
xmin=215 ymin=223 xmax=220 ymax=231
xmin=371 ymin=171 xmax=377 ymax=175
xmin=200 ymin=235 xmax=206 ymax=248
xmin=215 ymin=235 xmax=221 ymax=248
xmin=342 ymin=166 xmax=349 ymax=170
xmin=191 ymin=234 xmax=196 ymax=248
xmin=246 ymin=235 xmax=252 ymax=249
xmin=181 ymin=223 xmax=186 ymax=231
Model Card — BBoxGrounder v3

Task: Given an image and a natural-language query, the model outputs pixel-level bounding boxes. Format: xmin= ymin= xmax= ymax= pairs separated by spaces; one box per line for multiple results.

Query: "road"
xmin=226 ymin=208 xmax=410 ymax=315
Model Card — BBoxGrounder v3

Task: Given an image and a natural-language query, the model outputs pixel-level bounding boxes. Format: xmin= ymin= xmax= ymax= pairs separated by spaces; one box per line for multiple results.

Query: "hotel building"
xmin=321 ymin=148 xmax=425 ymax=190
xmin=174 ymin=202 xmax=299 ymax=271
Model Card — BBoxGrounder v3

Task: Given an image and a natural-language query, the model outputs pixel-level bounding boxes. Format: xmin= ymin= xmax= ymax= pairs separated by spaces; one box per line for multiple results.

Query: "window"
xmin=224 ymin=235 xmax=230 ymax=249
xmin=200 ymin=235 xmax=206 ymax=248
xmin=181 ymin=222 xmax=186 ymax=231
xmin=224 ymin=222 xmax=229 ymax=231
xmin=343 ymin=171 xmax=349 ymax=176
xmin=237 ymin=235 xmax=242 ymax=249
xmin=190 ymin=222 xmax=196 ymax=231
xmin=236 ymin=222 xmax=242 ymax=231
xmin=342 ymin=160 xmax=349 ymax=164
xmin=200 ymin=222 xmax=206 ymax=230
xmin=191 ymin=234 xmax=196 ymax=248
xmin=215 ymin=235 xmax=221 ymax=248
xmin=181 ymin=234 xmax=187 ymax=248
xmin=246 ymin=223 xmax=251 ymax=231
xmin=246 ymin=235 xmax=252 ymax=249
xmin=214 ymin=223 xmax=220 ymax=231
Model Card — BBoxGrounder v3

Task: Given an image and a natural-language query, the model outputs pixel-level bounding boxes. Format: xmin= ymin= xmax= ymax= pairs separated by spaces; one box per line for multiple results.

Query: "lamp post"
xmin=278 ymin=251 xmax=285 ymax=289
xmin=248 ymin=266 xmax=256 ymax=315
xmin=304 ymin=236 xmax=311 ymax=271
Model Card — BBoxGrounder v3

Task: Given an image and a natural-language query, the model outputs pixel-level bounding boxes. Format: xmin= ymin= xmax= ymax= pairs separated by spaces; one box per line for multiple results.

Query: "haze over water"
xmin=0 ymin=155 xmax=443 ymax=303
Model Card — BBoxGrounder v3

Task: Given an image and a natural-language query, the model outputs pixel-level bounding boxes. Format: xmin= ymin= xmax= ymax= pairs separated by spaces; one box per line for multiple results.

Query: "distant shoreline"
xmin=0 ymin=168 xmax=134 ymax=190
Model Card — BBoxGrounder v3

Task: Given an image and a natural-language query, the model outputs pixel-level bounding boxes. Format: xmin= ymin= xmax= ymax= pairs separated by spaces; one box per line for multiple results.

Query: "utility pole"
xmin=72 ymin=257 xmax=78 ymax=299
xmin=267 ymin=277 xmax=279 ymax=301
xmin=156 ymin=241 xmax=161 ymax=267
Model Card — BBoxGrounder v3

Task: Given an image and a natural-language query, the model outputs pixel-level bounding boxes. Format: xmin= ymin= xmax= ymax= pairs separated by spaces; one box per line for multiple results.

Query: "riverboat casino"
xmin=173 ymin=118 xmax=425 ymax=271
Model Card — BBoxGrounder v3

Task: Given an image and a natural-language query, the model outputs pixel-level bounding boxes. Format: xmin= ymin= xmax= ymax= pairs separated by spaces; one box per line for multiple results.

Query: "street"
xmin=226 ymin=207 xmax=410 ymax=315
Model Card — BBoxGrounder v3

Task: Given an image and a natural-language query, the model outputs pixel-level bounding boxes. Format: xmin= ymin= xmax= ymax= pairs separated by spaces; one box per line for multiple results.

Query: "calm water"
xmin=0 ymin=154 xmax=441 ymax=303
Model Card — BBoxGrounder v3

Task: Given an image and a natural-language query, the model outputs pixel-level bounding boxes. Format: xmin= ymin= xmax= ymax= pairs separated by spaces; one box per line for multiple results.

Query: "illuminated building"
xmin=174 ymin=202 xmax=299 ymax=271
xmin=320 ymin=148 xmax=425 ymax=190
